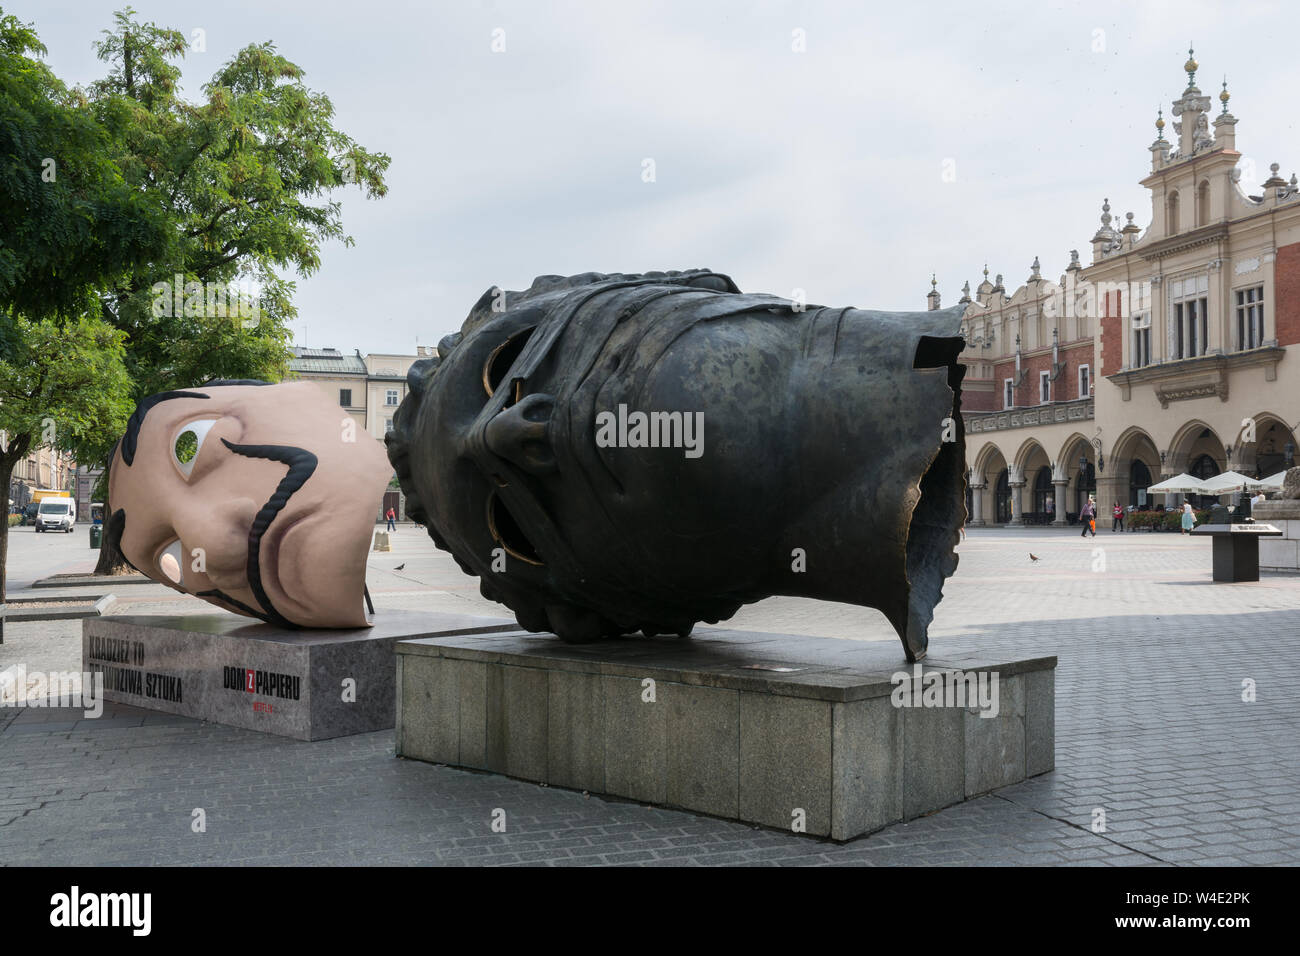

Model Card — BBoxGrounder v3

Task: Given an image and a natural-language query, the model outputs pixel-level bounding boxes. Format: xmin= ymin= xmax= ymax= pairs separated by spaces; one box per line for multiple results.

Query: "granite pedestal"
xmin=395 ymin=629 xmax=1056 ymax=841
xmin=83 ymin=611 xmax=518 ymax=740
xmin=1253 ymin=501 xmax=1300 ymax=572
xmin=1191 ymin=522 xmax=1283 ymax=582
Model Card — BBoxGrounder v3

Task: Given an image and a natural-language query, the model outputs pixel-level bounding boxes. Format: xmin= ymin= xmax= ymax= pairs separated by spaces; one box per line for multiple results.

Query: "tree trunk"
xmin=0 ymin=439 xmax=25 ymax=603
xmin=92 ymin=451 xmax=130 ymax=575
xmin=0 ymin=455 xmax=13 ymax=603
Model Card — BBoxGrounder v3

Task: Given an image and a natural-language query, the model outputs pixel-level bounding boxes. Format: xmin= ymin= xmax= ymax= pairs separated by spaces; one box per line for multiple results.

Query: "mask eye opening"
xmin=485 ymin=489 xmax=544 ymax=566
xmin=171 ymin=418 xmax=217 ymax=478
xmin=482 ymin=327 xmax=536 ymax=401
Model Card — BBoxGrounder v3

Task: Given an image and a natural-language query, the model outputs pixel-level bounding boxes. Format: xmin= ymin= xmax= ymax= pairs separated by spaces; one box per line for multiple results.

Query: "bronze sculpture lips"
xmin=388 ymin=269 xmax=968 ymax=661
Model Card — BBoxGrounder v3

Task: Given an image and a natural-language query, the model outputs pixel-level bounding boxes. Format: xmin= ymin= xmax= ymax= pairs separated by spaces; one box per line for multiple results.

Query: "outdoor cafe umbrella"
xmin=1147 ymin=473 xmax=1210 ymax=495
xmin=1248 ymin=471 xmax=1287 ymax=491
xmin=1198 ymin=471 xmax=1256 ymax=495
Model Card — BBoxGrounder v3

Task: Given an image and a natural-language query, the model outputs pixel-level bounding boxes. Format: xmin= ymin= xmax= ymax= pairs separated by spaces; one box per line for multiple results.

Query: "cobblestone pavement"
xmin=2 ymin=526 xmax=1298 ymax=865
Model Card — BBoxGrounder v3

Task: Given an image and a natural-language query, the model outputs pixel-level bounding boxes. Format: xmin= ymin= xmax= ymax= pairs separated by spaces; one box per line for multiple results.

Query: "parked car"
xmin=34 ymin=498 xmax=76 ymax=533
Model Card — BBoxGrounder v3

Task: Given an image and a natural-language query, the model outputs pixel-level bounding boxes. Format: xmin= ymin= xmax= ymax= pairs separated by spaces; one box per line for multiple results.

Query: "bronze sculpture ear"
xmin=388 ymin=269 xmax=967 ymax=661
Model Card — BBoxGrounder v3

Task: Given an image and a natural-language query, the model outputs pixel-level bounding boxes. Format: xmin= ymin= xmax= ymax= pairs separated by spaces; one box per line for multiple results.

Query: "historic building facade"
xmin=938 ymin=52 xmax=1300 ymax=526
xmin=288 ymin=344 xmax=433 ymax=518
xmin=7 ymin=445 xmax=76 ymax=512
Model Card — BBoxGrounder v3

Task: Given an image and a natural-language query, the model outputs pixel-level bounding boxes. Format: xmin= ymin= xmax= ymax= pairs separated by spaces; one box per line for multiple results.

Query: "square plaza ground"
xmin=1 ymin=524 xmax=1297 ymax=865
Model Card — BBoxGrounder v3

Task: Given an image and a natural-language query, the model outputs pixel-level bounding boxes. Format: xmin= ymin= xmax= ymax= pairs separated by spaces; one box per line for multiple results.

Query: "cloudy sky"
xmin=13 ymin=0 xmax=1300 ymax=354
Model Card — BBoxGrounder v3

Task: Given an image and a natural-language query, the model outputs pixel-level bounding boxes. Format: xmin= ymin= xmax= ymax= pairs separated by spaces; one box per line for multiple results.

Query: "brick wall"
xmin=1099 ymin=288 xmax=1123 ymax=375
xmin=1275 ymin=242 xmax=1300 ymax=346
xmin=989 ymin=342 xmax=1093 ymax=408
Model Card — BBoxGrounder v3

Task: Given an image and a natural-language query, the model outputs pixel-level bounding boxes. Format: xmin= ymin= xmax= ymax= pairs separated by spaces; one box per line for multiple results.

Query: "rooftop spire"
xmin=1184 ymin=44 xmax=1198 ymax=89
xmin=1220 ymin=76 xmax=1230 ymax=114
xmin=1155 ymin=106 xmax=1165 ymax=140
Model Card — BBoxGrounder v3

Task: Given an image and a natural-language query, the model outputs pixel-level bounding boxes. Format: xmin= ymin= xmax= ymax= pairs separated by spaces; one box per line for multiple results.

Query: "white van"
xmin=35 ymin=498 xmax=76 ymax=533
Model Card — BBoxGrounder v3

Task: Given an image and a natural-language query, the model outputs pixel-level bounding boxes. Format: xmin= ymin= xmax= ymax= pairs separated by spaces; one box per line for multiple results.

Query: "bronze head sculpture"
xmin=388 ymin=269 xmax=967 ymax=661
xmin=106 ymin=380 xmax=391 ymax=629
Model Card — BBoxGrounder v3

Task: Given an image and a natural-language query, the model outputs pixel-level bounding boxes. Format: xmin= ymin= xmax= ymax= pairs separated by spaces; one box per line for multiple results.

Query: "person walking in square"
xmin=386 ymin=505 xmax=397 ymax=532
xmin=1180 ymin=500 xmax=1195 ymax=535
xmin=1080 ymin=497 xmax=1096 ymax=537
xmin=1112 ymin=501 xmax=1124 ymax=532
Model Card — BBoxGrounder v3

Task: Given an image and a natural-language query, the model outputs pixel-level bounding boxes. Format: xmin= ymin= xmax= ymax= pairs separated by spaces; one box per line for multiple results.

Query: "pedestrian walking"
xmin=1079 ymin=497 xmax=1096 ymax=537
xmin=1112 ymin=501 xmax=1124 ymax=532
xmin=1180 ymin=501 xmax=1195 ymax=535
xmin=386 ymin=506 xmax=396 ymax=532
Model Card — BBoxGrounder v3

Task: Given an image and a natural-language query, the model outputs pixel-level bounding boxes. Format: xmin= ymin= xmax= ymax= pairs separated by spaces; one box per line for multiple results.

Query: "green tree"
xmin=0 ymin=313 xmax=133 ymax=599
xmin=82 ymin=7 xmax=390 ymax=571
xmin=0 ymin=8 xmax=167 ymax=318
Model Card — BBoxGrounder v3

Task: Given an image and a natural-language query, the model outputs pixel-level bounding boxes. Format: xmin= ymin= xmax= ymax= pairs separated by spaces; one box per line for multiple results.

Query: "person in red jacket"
xmin=385 ymin=506 xmax=396 ymax=532
xmin=1112 ymin=501 xmax=1124 ymax=532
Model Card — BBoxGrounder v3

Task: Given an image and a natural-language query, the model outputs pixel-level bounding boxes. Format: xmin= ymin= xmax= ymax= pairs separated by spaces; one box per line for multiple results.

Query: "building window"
xmin=1003 ymin=379 xmax=1014 ymax=409
xmin=386 ymin=389 xmax=399 ymax=406
xmin=1078 ymin=364 xmax=1090 ymax=398
xmin=1131 ymin=312 xmax=1151 ymax=367
xmin=1169 ymin=274 xmax=1209 ymax=359
xmin=339 ymin=388 xmax=352 ymax=407
xmin=1235 ymin=286 xmax=1264 ymax=350
xmin=384 ymin=418 xmax=393 ymax=433
xmin=1039 ymin=371 xmax=1050 ymax=404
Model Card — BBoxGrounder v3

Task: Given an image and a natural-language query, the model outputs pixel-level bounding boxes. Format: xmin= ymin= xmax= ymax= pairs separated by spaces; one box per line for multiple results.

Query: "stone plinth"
xmin=1252 ymin=500 xmax=1300 ymax=572
xmin=395 ymin=629 xmax=1056 ymax=841
xmin=83 ymin=611 xmax=518 ymax=740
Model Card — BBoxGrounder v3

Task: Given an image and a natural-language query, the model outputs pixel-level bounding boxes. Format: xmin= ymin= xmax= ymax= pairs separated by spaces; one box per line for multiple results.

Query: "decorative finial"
xmin=983 ymin=263 xmax=989 ymax=279
xmin=1070 ymin=249 xmax=1080 ymax=265
xmin=1030 ymin=255 xmax=1041 ymax=279
xmin=1155 ymin=106 xmax=1165 ymax=140
xmin=1220 ymin=77 xmax=1230 ymax=114
xmin=930 ymin=273 xmax=937 ymax=291
xmin=1184 ymin=45 xmax=1198 ymax=87
xmin=1100 ymin=198 xmax=1112 ymax=226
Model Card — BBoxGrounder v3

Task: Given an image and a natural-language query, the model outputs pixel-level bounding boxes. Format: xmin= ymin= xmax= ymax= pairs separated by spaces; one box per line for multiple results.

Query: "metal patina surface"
xmin=387 ymin=270 xmax=967 ymax=661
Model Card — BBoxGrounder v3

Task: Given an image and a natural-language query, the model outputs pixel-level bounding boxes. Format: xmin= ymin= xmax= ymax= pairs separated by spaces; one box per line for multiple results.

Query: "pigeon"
xmin=394 ymin=563 xmax=406 ymax=571
xmin=1029 ymin=553 xmax=1039 ymax=562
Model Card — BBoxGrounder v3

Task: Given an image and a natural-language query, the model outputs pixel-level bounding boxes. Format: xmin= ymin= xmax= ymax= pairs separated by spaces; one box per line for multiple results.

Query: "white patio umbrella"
xmin=1248 ymin=471 xmax=1287 ymax=491
xmin=1147 ymin=473 xmax=1210 ymax=495
xmin=1198 ymin=471 xmax=1256 ymax=495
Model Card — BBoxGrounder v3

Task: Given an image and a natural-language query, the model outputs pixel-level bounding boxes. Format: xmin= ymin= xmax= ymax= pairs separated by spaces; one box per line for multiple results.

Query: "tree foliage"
xmin=0 ymin=8 xmax=167 ymax=318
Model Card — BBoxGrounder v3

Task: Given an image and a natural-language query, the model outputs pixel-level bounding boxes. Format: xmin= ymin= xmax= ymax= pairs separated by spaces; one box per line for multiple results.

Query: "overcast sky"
xmin=12 ymin=0 xmax=1300 ymax=354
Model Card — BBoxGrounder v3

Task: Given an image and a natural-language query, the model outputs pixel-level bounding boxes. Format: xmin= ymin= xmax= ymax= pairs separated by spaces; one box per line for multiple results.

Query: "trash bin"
xmin=89 ymin=524 xmax=102 ymax=549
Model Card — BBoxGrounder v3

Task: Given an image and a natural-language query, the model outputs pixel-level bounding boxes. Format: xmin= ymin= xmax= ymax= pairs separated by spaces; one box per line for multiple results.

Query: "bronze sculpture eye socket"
xmin=485 ymin=489 xmax=544 ymax=565
xmin=482 ymin=327 xmax=536 ymax=401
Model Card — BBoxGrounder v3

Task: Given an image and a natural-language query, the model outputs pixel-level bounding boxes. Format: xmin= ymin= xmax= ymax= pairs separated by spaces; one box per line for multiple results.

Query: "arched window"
xmin=1189 ymin=453 xmax=1219 ymax=480
xmin=1034 ymin=466 xmax=1054 ymax=514
xmin=1196 ymin=180 xmax=1210 ymax=226
xmin=1129 ymin=460 xmax=1152 ymax=506
xmin=1167 ymin=190 xmax=1180 ymax=234
xmin=995 ymin=469 xmax=1011 ymax=524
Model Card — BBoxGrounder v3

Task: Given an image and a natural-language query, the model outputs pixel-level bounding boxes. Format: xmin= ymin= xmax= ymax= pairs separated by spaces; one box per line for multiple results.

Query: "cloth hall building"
xmin=934 ymin=52 xmax=1300 ymax=526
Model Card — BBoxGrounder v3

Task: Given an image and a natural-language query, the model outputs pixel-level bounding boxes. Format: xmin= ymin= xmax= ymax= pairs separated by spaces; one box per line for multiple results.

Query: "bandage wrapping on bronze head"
xmin=387 ymin=269 xmax=967 ymax=661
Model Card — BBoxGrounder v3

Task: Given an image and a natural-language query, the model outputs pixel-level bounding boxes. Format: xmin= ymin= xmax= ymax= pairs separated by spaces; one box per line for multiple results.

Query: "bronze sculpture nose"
xmin=485 ymin=392 xmax=556 ymax=473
